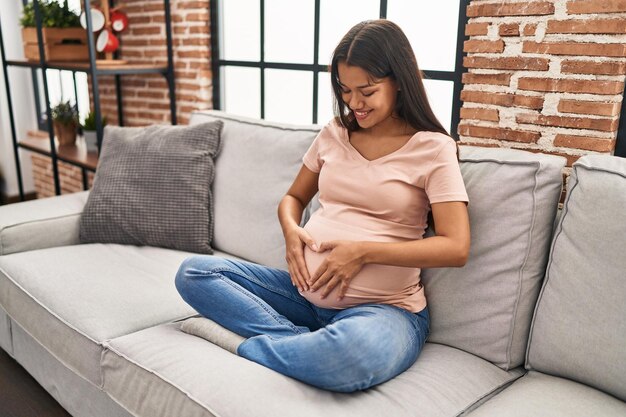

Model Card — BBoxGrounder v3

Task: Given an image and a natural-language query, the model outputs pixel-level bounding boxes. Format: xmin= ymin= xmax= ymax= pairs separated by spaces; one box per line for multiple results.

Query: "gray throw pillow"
xmin=79 ymin=121 xmax=223 ymax=253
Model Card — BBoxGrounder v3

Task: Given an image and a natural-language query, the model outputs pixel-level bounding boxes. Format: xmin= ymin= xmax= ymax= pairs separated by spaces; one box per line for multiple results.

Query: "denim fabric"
xmin=175 ymin=256 xmax=429 ymax=393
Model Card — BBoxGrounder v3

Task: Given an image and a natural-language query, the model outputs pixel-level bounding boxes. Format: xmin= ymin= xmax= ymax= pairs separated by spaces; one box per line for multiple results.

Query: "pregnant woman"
xmin=175 ymin=19 xmax=470 ymax=392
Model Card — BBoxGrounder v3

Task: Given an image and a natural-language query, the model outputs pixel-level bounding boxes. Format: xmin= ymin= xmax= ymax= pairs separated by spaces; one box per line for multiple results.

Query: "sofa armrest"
xmin=0 ymin=191 xmax=89 ymax=255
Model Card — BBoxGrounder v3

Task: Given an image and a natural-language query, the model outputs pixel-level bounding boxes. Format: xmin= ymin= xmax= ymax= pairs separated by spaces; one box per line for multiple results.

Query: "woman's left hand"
xmin=308 ymin=240 xmax=366 ymax=299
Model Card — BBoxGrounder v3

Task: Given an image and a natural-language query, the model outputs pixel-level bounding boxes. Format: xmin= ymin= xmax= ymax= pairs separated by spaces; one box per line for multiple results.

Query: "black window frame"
xmin=617 ymin=85 xmax=626 ymax=157
xmin=210 ymin=0 xmax=469 ymax=139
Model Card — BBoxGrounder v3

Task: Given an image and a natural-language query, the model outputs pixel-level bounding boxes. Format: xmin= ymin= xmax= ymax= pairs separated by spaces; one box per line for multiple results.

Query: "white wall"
xmin=0 ymin=1 xmax=36 ymax=199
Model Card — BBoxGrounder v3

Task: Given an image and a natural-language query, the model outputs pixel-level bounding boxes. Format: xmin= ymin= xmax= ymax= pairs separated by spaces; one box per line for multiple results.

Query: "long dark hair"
xmin=330 ymin=19 xmax=448 ymax=136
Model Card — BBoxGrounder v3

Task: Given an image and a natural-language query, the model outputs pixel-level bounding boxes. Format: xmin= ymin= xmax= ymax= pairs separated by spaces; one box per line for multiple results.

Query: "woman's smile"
xmin=353 ymin=109 xmax=371 ymax=120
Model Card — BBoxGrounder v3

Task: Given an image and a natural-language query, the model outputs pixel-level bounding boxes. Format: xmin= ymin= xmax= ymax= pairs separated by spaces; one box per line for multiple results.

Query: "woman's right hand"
xmin=284 ymin=226 xmax=318 ymax=292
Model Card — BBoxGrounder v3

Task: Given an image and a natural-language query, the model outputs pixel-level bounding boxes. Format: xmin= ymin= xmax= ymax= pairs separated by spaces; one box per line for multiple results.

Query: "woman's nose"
xmin=349 ymin=94 xmax=363 ymax=110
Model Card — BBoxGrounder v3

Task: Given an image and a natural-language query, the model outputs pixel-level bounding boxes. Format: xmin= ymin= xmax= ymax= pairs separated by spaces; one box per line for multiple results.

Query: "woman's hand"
xmin=308 ymin=240 xmax=365 ymax=300
xmin=284 ymin=226 xmax=318 ymax=292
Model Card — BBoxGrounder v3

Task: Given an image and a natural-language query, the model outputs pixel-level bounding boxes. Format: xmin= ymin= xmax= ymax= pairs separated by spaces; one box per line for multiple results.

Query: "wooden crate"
xmin=22 ymin=27 xmax=89 ymax=61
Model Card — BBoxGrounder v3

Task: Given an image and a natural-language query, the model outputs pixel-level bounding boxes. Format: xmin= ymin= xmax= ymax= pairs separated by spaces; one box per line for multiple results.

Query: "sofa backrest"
xmin=421 ymin=146 xmax=565 ymax=370
xmin=526 ymin=155 xmax=626 ymax=401
xmin=189 ymin=110 xmax=320 ymax=270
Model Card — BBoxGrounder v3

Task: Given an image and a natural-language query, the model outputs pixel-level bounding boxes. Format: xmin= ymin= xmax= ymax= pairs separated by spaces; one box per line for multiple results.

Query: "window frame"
xmin=210 ymin=0 xmax=469 ymax=138
xmin=616 ymin=85 xmax=626 ymax=157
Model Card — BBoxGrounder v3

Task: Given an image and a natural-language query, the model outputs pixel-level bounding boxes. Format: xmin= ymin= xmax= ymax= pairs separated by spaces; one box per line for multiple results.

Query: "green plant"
xmin=81 ymin=111 xmax=107 ymax=131
xmin=51 ymin=100 xmax=78 ymax=126
xmin=20 ymin=0 xmax=81 ymax=28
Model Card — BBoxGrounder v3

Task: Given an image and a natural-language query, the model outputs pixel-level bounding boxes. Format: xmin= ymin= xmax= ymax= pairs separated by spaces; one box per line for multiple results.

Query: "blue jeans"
xmin=175 ymin=256 xmax=430 ymax=392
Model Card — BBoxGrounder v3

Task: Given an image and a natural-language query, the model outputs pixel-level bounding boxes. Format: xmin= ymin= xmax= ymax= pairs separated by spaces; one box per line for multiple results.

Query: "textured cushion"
xmin=468 ymin=371 xmax=626 ymax=417
xmin=102 ymin=323 xmax=524 ymax=417
xmin=527 ymin=155 xmax=626 ymax=401
xmin=0 ymin=244 xmax=243 ymax=385
xmin=0 ymin=191 xmax=88 ymax=255
xmin=189 ymin=110 xmax=320 ymax=269
xmin=79 ymin=121 xmax=223 ymax=254
xmin=421 ymin=146 xmax=565 ymax=370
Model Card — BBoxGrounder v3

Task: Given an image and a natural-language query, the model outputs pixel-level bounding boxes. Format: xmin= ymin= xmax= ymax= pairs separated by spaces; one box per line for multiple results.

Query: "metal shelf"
xmin=18 ymin=136 xmax=98 ymax=172
xmin=5 ymin=59 xmax=169 ymax=75
xmin=0 ymin=0 xmax=176 ymax=200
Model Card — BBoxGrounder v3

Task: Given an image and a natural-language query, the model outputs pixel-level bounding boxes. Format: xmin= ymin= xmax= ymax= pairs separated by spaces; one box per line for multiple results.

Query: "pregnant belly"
xmin=300 ymin=216 xmax=421 ymax=309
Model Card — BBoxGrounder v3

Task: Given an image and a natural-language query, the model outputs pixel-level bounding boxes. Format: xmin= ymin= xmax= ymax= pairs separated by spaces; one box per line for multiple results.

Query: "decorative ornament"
xmin=79 ymin=7 xmax=105 ymax=32
xmin=96 ymin=29 xmax=119 ymax=54
xmin=110 ymin=10 xmax=129 ymax=32
xmin=81 ymin=1 xmax=129 ymax=57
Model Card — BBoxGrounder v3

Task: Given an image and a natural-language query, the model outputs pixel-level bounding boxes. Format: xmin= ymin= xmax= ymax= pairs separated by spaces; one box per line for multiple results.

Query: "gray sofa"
xmin=0 ymin=110 xmax=624 ymax=417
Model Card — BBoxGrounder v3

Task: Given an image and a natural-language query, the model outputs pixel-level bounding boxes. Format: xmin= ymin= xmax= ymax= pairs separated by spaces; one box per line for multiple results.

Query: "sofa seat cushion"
xmin=9 ymin=318 xmax=134 ymax=417
xmin=0 ymin=244 xmax=244 ymax=386
xmin=467 ymin=371 xmax=626 ymax=417
xmin=101 ymin=322 xmax=525 ymax=417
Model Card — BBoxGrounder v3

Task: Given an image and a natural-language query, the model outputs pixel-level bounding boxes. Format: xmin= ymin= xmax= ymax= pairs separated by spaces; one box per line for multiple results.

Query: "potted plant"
xmin=20 ymin=0 xmax=88 ymax=61
xmin=81 ymin=110 xmax=107 ymax=152
xmin=51 ymin=100 xmax=79 ymax=146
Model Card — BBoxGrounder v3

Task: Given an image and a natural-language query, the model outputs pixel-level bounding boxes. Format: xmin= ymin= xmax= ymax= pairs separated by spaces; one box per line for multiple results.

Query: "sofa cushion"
xmin=80 ymin=121 xmax=223 ymax=254
xmin=189 ymin=110 xmax=320 ymax=270
xmin=0 ymin=244 xmax=243 ymax=386
xmin=526 ymin=155 xmax=626 ymax=401
xmin=467 ymin=371 xmax=626 ymax=417
xmin=421 ymin=146 xmax=565 ymax=370
xmin=102 ymin=323 xmax=524 ymax=417
xmin=9 ymin=319 xmax=134 ymax=417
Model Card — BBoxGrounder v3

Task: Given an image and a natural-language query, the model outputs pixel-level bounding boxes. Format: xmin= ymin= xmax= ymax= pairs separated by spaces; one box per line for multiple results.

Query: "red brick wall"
xmin=460 ymin=0 xmax=626 ymax=171
xmin=31 ymin=154 xmax=95 ymax=197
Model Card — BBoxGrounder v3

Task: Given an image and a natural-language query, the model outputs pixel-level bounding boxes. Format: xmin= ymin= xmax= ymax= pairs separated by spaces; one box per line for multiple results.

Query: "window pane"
xmin=75 ymin=72 xmax=90 ymax=121
xmin=265 ymin=69 xmax=312 ymax=125
xmin=265 ymin=0 xmax=314 ymax=64
xmin=387 ymin=0 xmax=459 ymax=72
xmin=60 ymin=71 xmax=77 ymax=103
xmin=317 ymin=72 xmax=334 ymax=124
xmin=65 ymin=0 xmax=81 ymax=13
xmin=45 ymin=69 xmax=62 ymax=107
xmin=318 ymin=0 xmax=379 ymax=65
xmin=222 ymin=0 xmax=260 ymax=61
xmin=223 ymin=66 xmax=261 ymax=118
xmin=423 ymin=79 xmax=454 ymax=134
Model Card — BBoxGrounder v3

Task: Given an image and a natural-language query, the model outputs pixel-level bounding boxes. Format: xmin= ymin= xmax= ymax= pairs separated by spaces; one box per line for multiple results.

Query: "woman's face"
xmin=337 ymin=62 xmax=399 ymax=131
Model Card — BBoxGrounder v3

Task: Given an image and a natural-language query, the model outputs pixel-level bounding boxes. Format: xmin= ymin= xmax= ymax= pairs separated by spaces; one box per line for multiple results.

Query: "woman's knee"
xmin=325 ymin=337 xmax=417 ymax=392
xmin=175 ymin=255 xmax=227 ymax=295
xmin=323 ymin=313 xmax=419 ymax=390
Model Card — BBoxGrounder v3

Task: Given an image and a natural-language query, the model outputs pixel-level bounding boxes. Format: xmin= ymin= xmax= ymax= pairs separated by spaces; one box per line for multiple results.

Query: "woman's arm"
xmin=309 ymin=201 xmax=470 ymax=298
xmin=278 ymin=165 xmax=318 ymax=234
xmin=360 ymin=201 xmax=470 ymax=268
xmin=278 ymin=164 xmax=320 ymax=291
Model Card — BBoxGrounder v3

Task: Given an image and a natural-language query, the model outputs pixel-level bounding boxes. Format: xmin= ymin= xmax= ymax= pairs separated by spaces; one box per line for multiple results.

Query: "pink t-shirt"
xmin=300 ymin=119 xmax=468 ymax=312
